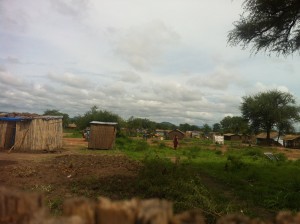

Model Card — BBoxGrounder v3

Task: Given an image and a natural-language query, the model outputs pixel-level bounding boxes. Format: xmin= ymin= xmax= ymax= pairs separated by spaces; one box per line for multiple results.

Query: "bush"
xmin=226 ymin=155 xmax=245 ymax=170
xmin=133 ymin=140 xmax=149 ymax=151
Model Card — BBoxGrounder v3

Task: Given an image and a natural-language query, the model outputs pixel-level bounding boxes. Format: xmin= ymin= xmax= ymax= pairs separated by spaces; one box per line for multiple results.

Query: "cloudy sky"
xmin=1 ymin=0 xmax=299 ymax=127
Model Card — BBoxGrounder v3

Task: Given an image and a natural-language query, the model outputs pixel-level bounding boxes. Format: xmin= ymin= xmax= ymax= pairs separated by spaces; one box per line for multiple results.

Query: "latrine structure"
xmin=0 ymin=114 xmax=63 ymax=151
xmin=88 ymin=121 xmax=117 ymax=150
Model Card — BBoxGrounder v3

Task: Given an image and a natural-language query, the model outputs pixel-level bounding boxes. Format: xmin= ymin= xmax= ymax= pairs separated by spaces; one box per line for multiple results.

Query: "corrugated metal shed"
xmin=88 ymin=121 xmax=118 ymax=150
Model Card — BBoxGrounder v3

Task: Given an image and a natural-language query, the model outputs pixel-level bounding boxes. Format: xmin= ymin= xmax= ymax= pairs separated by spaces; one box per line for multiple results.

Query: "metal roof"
xmin=90 ymin=121 xmax=118 ymax=125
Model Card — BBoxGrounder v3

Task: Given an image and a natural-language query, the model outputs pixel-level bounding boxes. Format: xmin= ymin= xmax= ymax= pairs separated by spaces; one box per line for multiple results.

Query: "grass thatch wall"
xmin=0 ymin=121 xmax=8 ymax=148
xmin=14 ymin=118 xmax=63 ymax=151
xmin=88 ymin=123 xmax=117 ymax=150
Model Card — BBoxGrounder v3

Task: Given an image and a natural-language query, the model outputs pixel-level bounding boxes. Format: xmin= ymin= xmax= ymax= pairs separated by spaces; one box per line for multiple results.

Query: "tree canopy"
xmin=240 ymin=90 xmax=300 ymax=139
xmin=220 ymin=116 xmax=249 ymax=134
xmin=43 ymin=109 xmax=70 ymax=128
xmin=74 ymin=106 xmax=124 ymax=130
xmin=228 ymin=0 xmax=300 ymax=55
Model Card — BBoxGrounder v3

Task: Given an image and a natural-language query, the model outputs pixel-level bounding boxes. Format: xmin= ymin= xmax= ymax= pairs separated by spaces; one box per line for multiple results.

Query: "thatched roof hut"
xmin=283 ymin=135 xmax=300 ymax=149
xmin=0 ymin=114 xmax=63 ymax=151
xmin=223 ymin=133 xmax=242 ymax=141
xmin=88 ymin=121 xmax=117 ymax=150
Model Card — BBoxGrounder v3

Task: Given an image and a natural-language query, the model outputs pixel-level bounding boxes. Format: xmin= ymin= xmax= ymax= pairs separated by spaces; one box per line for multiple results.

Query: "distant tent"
xmin=88 ymin=121 xmax=117 ymax=150
xmin=0 ymin=115 xmax=63 ymax=151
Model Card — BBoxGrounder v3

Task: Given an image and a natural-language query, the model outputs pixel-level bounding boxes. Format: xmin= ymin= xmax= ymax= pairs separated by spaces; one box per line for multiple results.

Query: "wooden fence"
xmin=0 ymin=186 xmax=300 ymax=224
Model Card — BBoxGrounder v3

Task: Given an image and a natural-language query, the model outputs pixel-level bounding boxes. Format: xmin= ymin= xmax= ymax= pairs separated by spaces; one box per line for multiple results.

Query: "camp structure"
xmin=0 ymin=113 xmax=63 ymax=151
xmin=283 ymin=135 xmax=300 ymax=149
xmin=88 ymin=121 xmax=117 ymax=150
xmin=223 ymin=133 xmax=242 ymax=141
xmin=167 ymin=129 xmax=185 ymax=140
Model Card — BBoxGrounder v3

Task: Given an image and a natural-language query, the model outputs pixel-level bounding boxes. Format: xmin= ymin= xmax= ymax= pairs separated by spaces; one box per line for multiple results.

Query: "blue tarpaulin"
xmin=0 ymin=117 xmax=32 ymax=121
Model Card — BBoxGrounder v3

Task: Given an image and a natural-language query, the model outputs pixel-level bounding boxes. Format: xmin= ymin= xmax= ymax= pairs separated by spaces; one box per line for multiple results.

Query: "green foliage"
xmin=47 ymin=197 xmax=63 ymax=215
xmin=220 ymin=116 xmax=249 ymax=134
xmin=228 ymin=0 xmax=300 ymax=55
xmin=74 ymin=106 xmax=124 ymax=131
xmin=43 ymin=109 xmax=70 ymax=128
xmin=241 ymin=90 xmax=300 ymax=137
xmin=135 ymin=156 xmax=224 ymax=222
xmin=133 ymin=140 xmax=149 ymax=151
xmin=226 ymin=155 xmax=246 ymax=170
xmin=212 ymin=123 xmax=221 ymax=133
xmin=201 ymin=123 xmax=212 ymax=135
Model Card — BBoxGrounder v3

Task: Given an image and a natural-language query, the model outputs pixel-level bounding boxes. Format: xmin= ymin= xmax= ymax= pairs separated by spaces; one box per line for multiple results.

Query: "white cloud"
xmin=0 ymin=0 xmax=299 ymax=127
xmin=113 ymin=21 xmax=180 ymax=71
xmin=47 ymin=72 xmax=91 ymax=88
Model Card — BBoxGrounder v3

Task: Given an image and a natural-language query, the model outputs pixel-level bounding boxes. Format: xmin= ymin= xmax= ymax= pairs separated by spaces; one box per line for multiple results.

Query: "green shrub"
xmin=133 ymin=140 xmax=149 ymax=151
xmin=226 ymin=155 xmax=245 ymax=170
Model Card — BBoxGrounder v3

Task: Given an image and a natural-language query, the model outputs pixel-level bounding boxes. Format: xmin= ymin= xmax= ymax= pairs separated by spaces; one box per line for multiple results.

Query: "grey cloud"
xmin=0 ymin=1 xmax=29 ymax=33
xmin=119 ymin=71 xmax=141 ymax=83
xmin=114 ymin=21 xmax=180 ymax=71
xmin=50 ymin=0 xmax=90 ymax=18
xmin=47 ymin=72 xmax=91 ymax=88
xmin=4 ymin=56 xmax=22 ymax=64
xmin=0 ymin=69 xmax=24 ymax=86
xmin=188 ymin=68 xmax=243 ymax=90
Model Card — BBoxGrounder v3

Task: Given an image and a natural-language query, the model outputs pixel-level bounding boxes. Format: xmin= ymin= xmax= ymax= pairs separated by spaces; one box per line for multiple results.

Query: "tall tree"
xmin=220 ymin=116 xmax=249 ymax=134
xmin=228 ymin=0 xmax=300 ymax=55
xmin=213 ymin=123 xmax=221 ymax=133
xmin=240 ymin=90 xmax=300 ymax=141
xmin=202 ymin=124 xmax=212 ymax=135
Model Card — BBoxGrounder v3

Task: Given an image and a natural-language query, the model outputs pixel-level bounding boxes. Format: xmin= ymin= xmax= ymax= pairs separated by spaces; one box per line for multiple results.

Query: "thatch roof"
xmin=283 ymin=135 xmax=300 ymax=141
xmin=223 ymin=133 xmax=241 ymax=136
xmin=256 ymin=132 xmax=279 ymax=139
xmin=0 ymin=112 xmax=62 ymax=121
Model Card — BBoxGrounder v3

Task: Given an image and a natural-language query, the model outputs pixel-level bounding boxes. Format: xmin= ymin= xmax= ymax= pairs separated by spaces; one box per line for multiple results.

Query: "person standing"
xmin=173 ymin=135 xmax=179 ymax=150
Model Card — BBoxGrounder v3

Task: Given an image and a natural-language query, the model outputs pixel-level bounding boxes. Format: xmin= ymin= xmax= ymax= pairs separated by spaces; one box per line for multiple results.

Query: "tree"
xmin=240 ymin=90 xmax=300 ymax=141
xmin=74 ymin=106 xmax=124 ymax=131
xmin=228 ymin=0 xmax=300 ymax=55
xmin=43 ymin=109 xmax=70 ymax=128
xmin=220 ymin=116 xmax=249 ymax=134
xmin=126 ymin=116 xmax=156 ymax=136
xmin=201 ymin=124 xmax=212 ymax=135
xmin=213 ymin=123 xmax=221 ymax=133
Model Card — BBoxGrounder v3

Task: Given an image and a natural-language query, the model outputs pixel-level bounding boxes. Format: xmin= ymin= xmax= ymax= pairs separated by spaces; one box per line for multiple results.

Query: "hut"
xmin=88 ymin=121 xmax=117 ymax=150
xmin=283 ymin=135 xmax=300 ymax=149
xmin=0 ymin=114 xmax=63 ymax=151
xmin=167 ymin=129 xmax=185 ymax=140
xmin=256 ymin=132 xmax=283 ymax=146
xmin=223 ymin=133 xmax=242 ymax=141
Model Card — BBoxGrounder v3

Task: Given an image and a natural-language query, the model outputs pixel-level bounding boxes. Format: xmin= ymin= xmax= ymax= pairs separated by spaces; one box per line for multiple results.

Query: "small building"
xmin=256 ymin=132 xmax=283 ymax=146
xmin=0 ymin=114 xmax=63 ymax=151
xmin=168 ymin=129 xmax=185 ymax=140
xmin=223 ymin=133 xmax=242 ymax=141
xmin=213 ymin=135 xmax=224 ymax=144
xmin=283 ymin=135 xmax=300 ymax=149
xmin=67 ymin=123 xmax=77 ymax=129
xmin=88 ymin=121 xmax=117 ymax=150
xmin=155 ymin=129 xmax=169 ymax=140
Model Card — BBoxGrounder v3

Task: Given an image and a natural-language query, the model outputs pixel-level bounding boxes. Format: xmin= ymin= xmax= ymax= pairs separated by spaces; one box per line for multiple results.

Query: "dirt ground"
xmin=1 ymin=137 xmax=300 ymax=214
xmin=0 ymin=137 xmax=141 ymax=207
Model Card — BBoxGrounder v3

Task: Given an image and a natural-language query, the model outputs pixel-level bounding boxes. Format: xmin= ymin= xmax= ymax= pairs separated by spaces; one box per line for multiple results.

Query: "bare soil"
xmin=0 ymin=137 xmax=141 ymax=210
xmin=1 ymin=137 xmax=300 ymax=216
